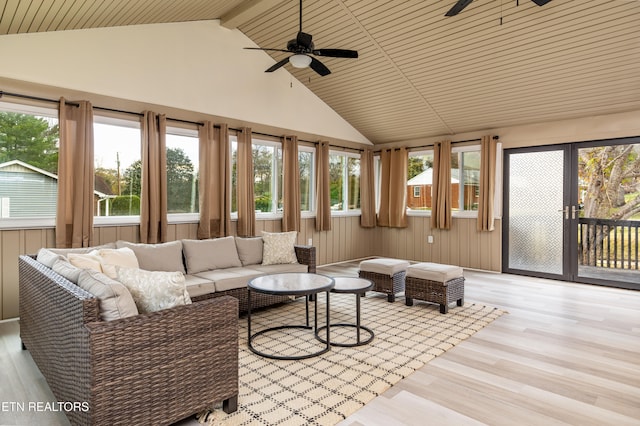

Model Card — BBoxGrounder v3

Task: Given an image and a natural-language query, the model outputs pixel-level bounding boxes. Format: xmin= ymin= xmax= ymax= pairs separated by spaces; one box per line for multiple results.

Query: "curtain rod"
xmin=0 ymin=89 xmax=365 ymax=150
xmin=373 ymin=135 xmax=500 ymax=153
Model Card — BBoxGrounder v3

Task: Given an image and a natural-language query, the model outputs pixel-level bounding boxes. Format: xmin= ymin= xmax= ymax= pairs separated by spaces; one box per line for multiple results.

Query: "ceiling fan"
xmin=445 ymin=0 xmax=552 ymax=17
xmin=244 ymin=0 xmax=358 ymax=76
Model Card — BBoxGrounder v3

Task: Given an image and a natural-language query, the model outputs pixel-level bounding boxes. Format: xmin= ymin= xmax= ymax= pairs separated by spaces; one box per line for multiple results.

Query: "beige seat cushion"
xmin=247 ymin=263 xmax=308 ymax=275
xmin=184 ymin=275 xmax=216 ymax=298
xmin=194 ymin=268 xmax=263 ymax=292
xmin=359 ymin=258 xmax=410 ymax=276
xmin=407 ymin=262 xmax=464 ymax=283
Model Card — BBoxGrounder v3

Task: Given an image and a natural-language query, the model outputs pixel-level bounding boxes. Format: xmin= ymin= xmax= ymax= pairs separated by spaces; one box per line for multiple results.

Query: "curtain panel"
xmin=140 ymin=111 xmax=168 ymax=244
xmin=197 ymin=122 xmax=231 ymax=239
xmin=431 ymin=140 xmax=452 ymax=230
xmin=377 ymin=147 xmax=408 ymax=228
xmin=236 ymin=127 xmax=256 ymax=237
xmin=56 ymin=98 xmax=95 ymax=248
xmin=477 ymin=135 xmax=497 ymax=231
xmin=282 ymin=135 xmax=301 ymax=232
xmin=315 ymin=141 xmax=331 ymax=231
xmin=360 ymin=148 xmax=376 ymax=228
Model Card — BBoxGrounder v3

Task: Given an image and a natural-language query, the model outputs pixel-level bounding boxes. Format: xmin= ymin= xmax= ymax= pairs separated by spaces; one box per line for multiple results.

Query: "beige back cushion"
xmin=77 ymin=269 xmax=139 ymax=321
xmin=115 ymin=240 xmax=185 ymax=274
xmin=181 ymin=237 xmax=242 ymax=274
xmin=235 ymin=237 xmax=263 ymax=266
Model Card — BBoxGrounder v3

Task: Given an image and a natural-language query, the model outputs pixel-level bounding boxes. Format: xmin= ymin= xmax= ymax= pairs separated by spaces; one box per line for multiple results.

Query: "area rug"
xmin=198 ymin=294 xmax=504 ymax=425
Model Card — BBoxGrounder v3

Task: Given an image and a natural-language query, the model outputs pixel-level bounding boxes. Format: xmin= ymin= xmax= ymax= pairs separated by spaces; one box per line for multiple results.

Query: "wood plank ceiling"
xmin=1 ymin=0 xmax=639 ymax=145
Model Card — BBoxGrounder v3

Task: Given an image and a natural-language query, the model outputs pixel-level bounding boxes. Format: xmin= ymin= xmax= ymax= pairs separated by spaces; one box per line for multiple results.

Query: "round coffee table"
xmin=247 ymin=273 xmax=335 ymax=360
xmin=315 ymin=276 xmax=375 ymax=347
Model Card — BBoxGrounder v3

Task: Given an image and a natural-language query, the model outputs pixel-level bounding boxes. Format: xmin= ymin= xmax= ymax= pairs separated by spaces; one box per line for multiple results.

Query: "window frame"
xmin=0 ymin=101 xmax=59 ymax=229
xmin=165 ymin=126 xmax=200 ymax=223
xmin=451 ymin=145 xmax=481 ymax=218
xmin=93 ymin=115 xmax=142 ymax=226
xmin=329 ymin=150 xmax=361 ymax=217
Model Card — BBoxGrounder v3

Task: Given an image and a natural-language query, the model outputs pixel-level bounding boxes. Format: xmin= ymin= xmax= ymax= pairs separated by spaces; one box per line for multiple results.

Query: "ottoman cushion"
xmin=359 ymin=258 xmax=410 ymax=276
xmin=407 ymin=262 xmax=463 ymax=283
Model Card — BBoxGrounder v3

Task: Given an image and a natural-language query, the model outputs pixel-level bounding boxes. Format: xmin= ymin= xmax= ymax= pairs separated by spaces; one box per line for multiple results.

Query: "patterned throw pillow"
xmin=261 ymin=231 xmax=298 ymax=266
xmin=117 ymin=267 xmax=192 ymax=314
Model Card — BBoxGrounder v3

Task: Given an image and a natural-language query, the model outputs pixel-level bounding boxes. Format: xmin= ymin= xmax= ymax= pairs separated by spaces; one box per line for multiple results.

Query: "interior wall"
xmin=374 ymin=216 xmax=501 ymax=272
xmin=0 ymin=20 xmax=370 ymax=146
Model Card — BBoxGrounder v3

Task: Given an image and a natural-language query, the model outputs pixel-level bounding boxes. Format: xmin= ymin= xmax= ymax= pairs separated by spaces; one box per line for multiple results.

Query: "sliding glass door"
xmin=503 ymin=146 xmax=571 ymax=280
xmin=504 ymin=138 xmax=640 ymax=290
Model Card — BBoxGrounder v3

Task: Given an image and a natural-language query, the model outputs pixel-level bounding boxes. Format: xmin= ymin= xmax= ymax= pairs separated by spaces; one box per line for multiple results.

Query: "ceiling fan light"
xmin=289 ymin=54 xmax=312 ymax=68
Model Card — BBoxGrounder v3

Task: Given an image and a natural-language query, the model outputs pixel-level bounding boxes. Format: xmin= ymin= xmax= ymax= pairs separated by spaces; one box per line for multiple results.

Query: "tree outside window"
xmin=329 ymin=152 xmax=360 ymax=212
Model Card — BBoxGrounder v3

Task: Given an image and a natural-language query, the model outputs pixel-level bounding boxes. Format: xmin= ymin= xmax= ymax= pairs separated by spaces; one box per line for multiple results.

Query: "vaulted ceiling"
xmin=1 ymin=0 xmax=639 ymax=144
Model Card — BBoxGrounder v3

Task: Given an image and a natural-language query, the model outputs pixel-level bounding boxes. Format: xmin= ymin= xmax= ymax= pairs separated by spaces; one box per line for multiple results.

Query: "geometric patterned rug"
xmin=197 ymin=293 xmax=505 ymax=425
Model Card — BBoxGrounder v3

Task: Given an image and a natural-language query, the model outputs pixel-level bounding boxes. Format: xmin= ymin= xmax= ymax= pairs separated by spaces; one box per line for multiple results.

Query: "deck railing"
xmin=578 ymin=218 xmax=640 ymax=270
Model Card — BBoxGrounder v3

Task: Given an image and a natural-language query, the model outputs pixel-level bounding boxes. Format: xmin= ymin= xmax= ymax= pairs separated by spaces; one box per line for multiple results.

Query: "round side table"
xmin=315 ymin=276 xmax=374 ymax=347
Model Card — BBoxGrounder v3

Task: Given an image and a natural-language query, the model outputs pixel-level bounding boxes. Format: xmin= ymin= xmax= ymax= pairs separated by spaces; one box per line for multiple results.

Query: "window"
xmin=329 ymin=151 xmax=360 ymax=212
xmin=299 ymin=146 xmax=314 ymax=212
xmin=405 ymin=147 xmax=480 ymax=214
xmin=231 ymin=138 xmax=315 ymax=217
xmin=406 ymin=151 xmax=433 ymax=211
xmin=93 ymin=118 xmax=141 ymax=219
xmin=452 ymin=147 xmax=480 ymax=212
xmin=253 ymin=140 xmax=281 ymax=215
xmin=0 ymin=102 xmax=59 ymax=224
xmin=166 ymin=128 xmax=199 ymax=216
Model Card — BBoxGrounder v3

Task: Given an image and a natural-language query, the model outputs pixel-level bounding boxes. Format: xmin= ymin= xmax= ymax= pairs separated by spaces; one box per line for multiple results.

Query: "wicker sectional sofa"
xmin=18 ymin=234 xmax=316 ymax=425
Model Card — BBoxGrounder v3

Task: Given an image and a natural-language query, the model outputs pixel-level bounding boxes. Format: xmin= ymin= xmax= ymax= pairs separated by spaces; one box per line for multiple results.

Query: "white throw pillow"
xmin=77 ymin=269 xmax=139 ymax=321
xmin=261 ymin=231 xmax=298 ymax=265
xmin=68 ymin=252 xmax=103 ymax=272
xmin=95 ymin=247 xmax=139 ymax=279
xmin=117 ymin=267 xmax=192 ymax=314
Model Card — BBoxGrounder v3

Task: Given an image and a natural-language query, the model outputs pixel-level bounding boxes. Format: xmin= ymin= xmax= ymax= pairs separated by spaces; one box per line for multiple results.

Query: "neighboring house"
xmin=406 ymin=168 xmax=480 ymax=211
xmin=406 ymin=168 xmax=460 ymax=210
xmin=0 ymin=160 xmax=111 ymax=218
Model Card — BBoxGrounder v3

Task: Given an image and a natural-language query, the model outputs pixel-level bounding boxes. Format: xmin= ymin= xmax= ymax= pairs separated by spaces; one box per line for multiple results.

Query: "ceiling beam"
xmin=219 ymin=0 xmax=283 ymax=29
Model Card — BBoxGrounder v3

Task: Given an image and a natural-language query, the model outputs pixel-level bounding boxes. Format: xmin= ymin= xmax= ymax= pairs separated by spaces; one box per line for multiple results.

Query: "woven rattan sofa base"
xmin=404 ymin=276 xmax=465 ymax=314
xmin=358 ymin=270 xmax=406 ymax=302
xmin=19 ymin=255 xmax=239 ymax=426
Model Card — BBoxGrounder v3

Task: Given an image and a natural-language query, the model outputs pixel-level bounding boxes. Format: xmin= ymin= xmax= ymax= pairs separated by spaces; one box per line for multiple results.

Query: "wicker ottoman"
xmin=405 ymin=262 xmax=464 ymax=314
xmin=358 ymin=258 xmax=409 ymax=302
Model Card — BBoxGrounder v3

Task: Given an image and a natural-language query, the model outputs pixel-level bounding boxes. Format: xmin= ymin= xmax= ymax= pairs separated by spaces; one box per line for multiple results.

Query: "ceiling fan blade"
xmin=265 ymin=57 xmax=291 ymax=73
xmin=245 ymin=47 xmax=290 ymax=53
xmin=445 ymin=0 xmax=474 ymax=17
xmin=313 ymin=49 xmax=358 ymax=59
xmin=296 ymin=32 xmax=313 ymax=50
xmin=531 ymin=0 xmax=552 ymax=5
xmin=309 ymin=57 xmax=331 ymax=76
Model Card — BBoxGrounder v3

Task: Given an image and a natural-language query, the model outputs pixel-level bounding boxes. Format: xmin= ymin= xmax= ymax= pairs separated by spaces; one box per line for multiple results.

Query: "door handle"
xmin=558 ymin=206 xmax=569 ymax=220
xmin=571 ymin=205 xmax=577 ymax=220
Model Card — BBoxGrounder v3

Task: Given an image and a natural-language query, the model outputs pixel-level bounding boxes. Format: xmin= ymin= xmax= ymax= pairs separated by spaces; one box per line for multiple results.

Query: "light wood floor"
xmin=1 ymin=263 xmax=639 ymax=425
